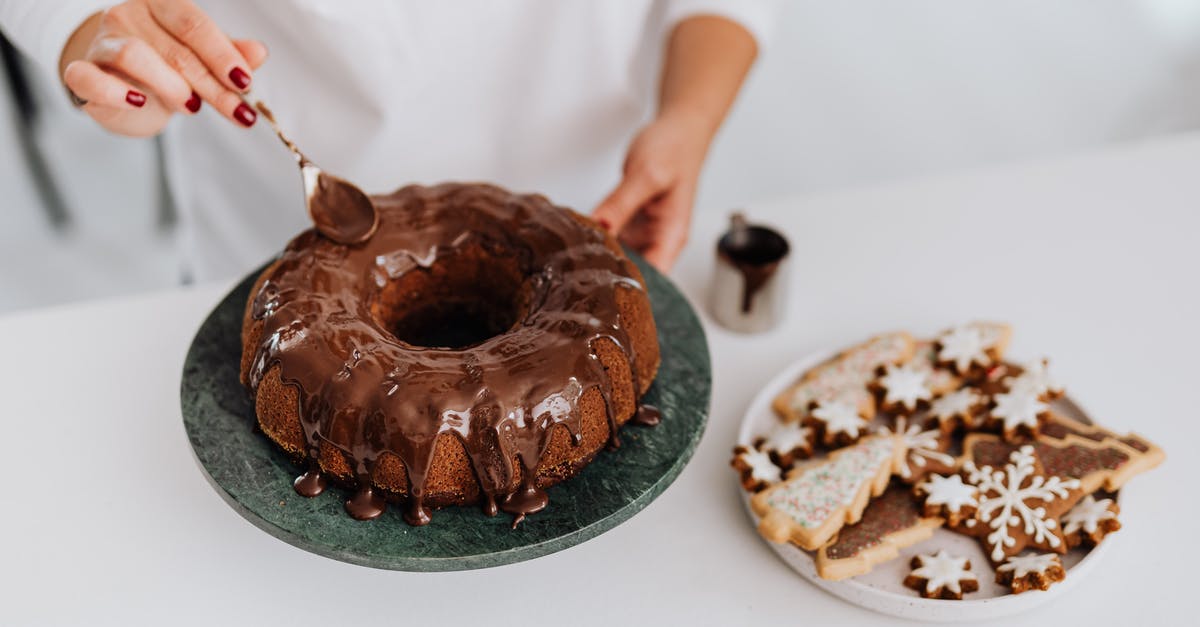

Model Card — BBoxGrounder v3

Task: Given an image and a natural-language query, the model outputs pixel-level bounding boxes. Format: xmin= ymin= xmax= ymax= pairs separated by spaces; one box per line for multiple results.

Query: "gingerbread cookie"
xmin=752 ymin=435 xmax=904 ymax=550
xmin=910 ymin=339 xmax=962 ymax=397
xmin=914 ymin=473 xmax=979 ymax=526
xmin=904 ymin=550 xmax=979 ymax=600
xmin=1040 ymin=411 xmax=1166 ymax=476
xmin=985 ymin=386 xmax=1050 ymax=441
xmin=753 ymin=421 xmax=815 ymax=469
xmin=773 ymin=332 xmax=915 ymax=425
xmin=873 ymin=363 xmax=933 ymax=414
xmin=935 ymin=322 xmax=1012 ymax=375
xmin=995 ymin=553 xmax=1066 ymax=593
xmin=731 ymin=446 xmax=782 ymax=492
xmin=964 ymin=432 xmax=1150 ymax=493
xmin=957 ymin=445 xmax=1082 ymax=563
xmin=815 ymin=482 xmax=943 ymax=580
xmin=1061 ymin=494 xmax=1120 ymax=548
xmin=926 ymin=387 xmax=986 ymax=434
xmin=878 ymin=416 xmax=956 ymax=483
xmin=808 ymin=400 xmax=871 ymax=447
xmin=1005 ymin=358 xmax=1064 ymax=399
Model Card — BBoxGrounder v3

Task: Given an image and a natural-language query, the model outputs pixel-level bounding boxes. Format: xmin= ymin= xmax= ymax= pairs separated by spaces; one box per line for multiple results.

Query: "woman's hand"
xmin=59 ymin=0 xmax=267 ymax=137
xmin=593 ymin=109 xmax=713 ymax=272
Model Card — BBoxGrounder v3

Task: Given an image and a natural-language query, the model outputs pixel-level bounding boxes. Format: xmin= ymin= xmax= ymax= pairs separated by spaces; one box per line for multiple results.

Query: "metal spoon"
xmin=252 ymin=101 xmax=378 ymax=245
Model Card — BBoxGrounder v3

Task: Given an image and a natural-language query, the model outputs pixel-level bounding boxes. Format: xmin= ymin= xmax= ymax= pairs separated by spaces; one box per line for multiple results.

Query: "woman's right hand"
xmin=59 ymin=0 xmax=267 ymax=137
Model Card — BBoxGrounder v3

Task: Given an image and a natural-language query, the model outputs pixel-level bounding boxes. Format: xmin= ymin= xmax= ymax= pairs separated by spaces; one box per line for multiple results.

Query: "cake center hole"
xmin=373 ymin=246 xmax=527 ymax=350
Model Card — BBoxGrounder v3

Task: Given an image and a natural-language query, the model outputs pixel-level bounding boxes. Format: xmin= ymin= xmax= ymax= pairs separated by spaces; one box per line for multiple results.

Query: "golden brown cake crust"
xmin=240 ymin=183 xmax=660 ymax=523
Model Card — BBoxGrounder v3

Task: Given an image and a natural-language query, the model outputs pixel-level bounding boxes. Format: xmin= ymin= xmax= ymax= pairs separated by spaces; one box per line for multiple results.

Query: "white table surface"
xmin=3 ymin=133 xmax=1196 ymax=626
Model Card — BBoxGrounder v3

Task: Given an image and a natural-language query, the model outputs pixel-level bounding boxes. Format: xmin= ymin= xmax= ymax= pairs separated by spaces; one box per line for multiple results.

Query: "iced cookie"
xmin=995 ymin=553 xmax=1066 ymax=594
xmin=1061 ymin=494 xmax=1120 ymax=548
xmin=956 ymin=445 xmax=1082 ymax=563
xmin=808 ymin=400 xmax=872 ymax=447
xmin=731 ymin=445 xmax=782 ymax=492
xmin=964 ymin=432 xmax=1151 ymax=493
xmin=873 ymin=363 xmax=933 ymax=414
xmin=773 ymin=332 xmax=915 ymax=425
xmin=935 ymin=322 xmax=1012 ymax=375
xmin=815 ymin=482 xmax=943 ymax=580
xmin=984 ymin=386 xmax=1050 ymax=441
xmin=914 ymin=473 xmax=979 ymax=526
xmin=904 ymin=550 xmax=979 ymax=600
xmin=753 ymin=421 xmax=815 ymax=470
xmin=878 ymin=416 xmax=956 ymax=483
xmin=752 ymin=435 xmax=904 ymax=550
xmin=926 ymin=387 xmax=986 ymax=434
xmin=1040 ymin=411 xmax=1166 ymax=475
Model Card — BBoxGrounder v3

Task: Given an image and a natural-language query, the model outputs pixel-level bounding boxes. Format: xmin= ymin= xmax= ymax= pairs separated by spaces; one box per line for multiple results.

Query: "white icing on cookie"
xmin=878 ymin=364 xmax=932 ymax=410
xmin=1062 ymin=494 xmax=1117 ymax=535
xmin=1007 ymin=359 xmax=1063 ymax=397
xmin=878 ymin=417 xmax=954 ymax=479
xmin=963 ymin=446 xmax=1081 ymax=561
xmin=787 ymin=333 xmax=911 ymax=412
xmin=739 ymin=448 xmax=782 ymax=484
xmin=991 ymin=388 xmax=1049 ymax=433
xmin=811 ymin=400 xmax=869 ymax=439
xmin=918 ymin=473 xmax=978 ymax=512
xmin=997 ymin=553 xmax=1062 ymax=578
xmin=762 ymin=421 xmax=812 ymax=455
xmin=938 ymin=325 xmax=991 ymax=372
xmin=929 ymin=388 xmax=981 ymax=426
xmin=910 ymin=550 xmax=977 ymax=595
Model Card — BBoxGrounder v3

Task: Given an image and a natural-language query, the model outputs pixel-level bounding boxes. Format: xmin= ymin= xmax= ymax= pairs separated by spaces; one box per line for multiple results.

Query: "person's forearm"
xmin=658 ymin=15 xmax=758 ymax=137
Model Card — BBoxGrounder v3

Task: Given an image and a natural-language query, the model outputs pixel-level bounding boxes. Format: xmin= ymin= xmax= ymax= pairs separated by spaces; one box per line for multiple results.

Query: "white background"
xmin=4 ymin=0 xmax=1200 ymax=310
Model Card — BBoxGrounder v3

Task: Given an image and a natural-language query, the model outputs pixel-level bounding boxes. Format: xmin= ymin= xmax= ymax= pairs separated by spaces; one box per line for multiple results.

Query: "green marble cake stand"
xmin=180 ymin=255 xmax=710 ymax=571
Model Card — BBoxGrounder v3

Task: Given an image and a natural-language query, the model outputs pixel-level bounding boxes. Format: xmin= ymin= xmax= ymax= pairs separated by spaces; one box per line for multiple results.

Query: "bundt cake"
xmin=239 ymin=183 xmax=661 ymax=526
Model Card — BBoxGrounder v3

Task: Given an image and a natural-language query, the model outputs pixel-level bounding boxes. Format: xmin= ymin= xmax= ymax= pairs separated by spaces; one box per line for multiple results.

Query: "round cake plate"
xmin=181 ymin=255 xmax=710 ymax=571
xmin=737 ymin=349 xmax=1113 ymax=622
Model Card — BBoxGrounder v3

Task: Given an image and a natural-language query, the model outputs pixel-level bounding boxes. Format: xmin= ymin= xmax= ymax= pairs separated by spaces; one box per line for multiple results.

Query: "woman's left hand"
xmin=592 ymin=109 xmax=714 ymax=272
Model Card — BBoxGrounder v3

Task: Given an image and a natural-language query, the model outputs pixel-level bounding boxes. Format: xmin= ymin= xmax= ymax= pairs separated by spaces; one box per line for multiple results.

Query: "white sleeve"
xmin=661 ymin=0 xmax=779 ymax=49
xmin=0 ymin=0 xmax=113 ymax=77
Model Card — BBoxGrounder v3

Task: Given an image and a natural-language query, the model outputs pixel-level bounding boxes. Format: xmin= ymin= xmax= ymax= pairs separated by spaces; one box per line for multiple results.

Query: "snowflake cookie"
xmin=904 ymin=550 xmax=979 ymax=600
xmin=995 ymin=553 xmax=1066 ymax=594
xmin=730 ymin=445 xmax=782 ymax=492
xmin=926 ymin=387 xmax=985 ymax=434
xmin=914 ymin=473 xmax=979 ymax=526
xmin=935 ymin=322 xmax=1012 ymax=375
xmin=1061 ymin=494 xmax=1120 ymax=548
xmin=878 ymin=416 xmax=956 ymax=483
xmin=957 ymin=445 xmax=1083 ymax=563
xmin=873 ymin=363 xmax=933 ymax=414
xmin=753 ymin=421 xmax=815 ymax=469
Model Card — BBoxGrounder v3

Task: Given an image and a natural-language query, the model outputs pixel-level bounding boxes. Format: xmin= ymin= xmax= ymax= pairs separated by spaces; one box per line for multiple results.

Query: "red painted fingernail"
xmin=597 ymin=218 xmax=612 ymax=231
xmin=233 ymin=102 xmax=257 ymax=127
xmin=229 ymin=67 xmax=251 ymax=90
xmin=126 ymin=90 xmax=146 ymax=107
xmin=185 ymin=91 xmax=201 ymax=113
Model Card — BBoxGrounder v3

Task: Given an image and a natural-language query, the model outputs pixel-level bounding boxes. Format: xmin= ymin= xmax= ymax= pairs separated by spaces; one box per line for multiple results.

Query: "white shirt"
xmin=1 ymin=0 xmax=772 ymax=281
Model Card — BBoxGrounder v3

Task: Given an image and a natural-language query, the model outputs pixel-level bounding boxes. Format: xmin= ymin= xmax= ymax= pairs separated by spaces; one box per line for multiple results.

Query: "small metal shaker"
xmin=708 ymin=213 xmax=790 ymax=333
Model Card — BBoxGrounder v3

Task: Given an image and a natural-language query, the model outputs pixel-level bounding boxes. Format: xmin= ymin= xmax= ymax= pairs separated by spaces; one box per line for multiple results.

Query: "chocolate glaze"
xmin=248 ymin=183 xmax=652 ymax=526
xmin=716 ymin=217 xmax=789 ymax=313
xmin=632 ymin=404 xmax=662 ymax=426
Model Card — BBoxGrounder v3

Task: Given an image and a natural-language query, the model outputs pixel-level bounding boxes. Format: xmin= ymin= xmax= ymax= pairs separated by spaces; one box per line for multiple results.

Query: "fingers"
xmin=639 ymin=188 xmax=693 ymax=272
xmin=63 ymin=60 xmax=148 ymax=109
xmin=137 ymin=27 xmax=257 ymax=126
xmin=593 ymin=162 xmax=672 ymax=233
xmin=89 ymin=36 xmax=193 ymax=110
xmin=233 ymin=39 xmax=269 ymax=70
xmin=148 ymin=0 xmax=252 ymax=92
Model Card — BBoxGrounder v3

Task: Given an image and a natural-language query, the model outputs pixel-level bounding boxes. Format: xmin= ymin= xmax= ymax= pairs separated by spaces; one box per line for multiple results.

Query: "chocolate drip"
xmin=293 ymin=468 xmax=327 ymax=497
xmin=632 ymin=404 xmax=661 ymax=426
xmin=248 ymin=184 xmax=653 ymax=526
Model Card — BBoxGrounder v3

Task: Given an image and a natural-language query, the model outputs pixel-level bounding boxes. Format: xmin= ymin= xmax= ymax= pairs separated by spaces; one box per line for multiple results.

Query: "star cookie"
xmin=904 ymin=550 xmax=979 ymax=600
xmin=730 ymin=445 xmax=781 ymax=492
xmin=1061 ymin=494 xmax=1120 ymax=548
xmin=926 ymin=387 xmax=985 ymax=434
xmin=874 ymin=363 xmax=932 ymax=414
xmin=936 ymin=322 xmax=1011 ymax=375
xmin=808 ymin=400 xmax=871 ymax=447
xmin=914 ymin=473 xmax=979 ymax=526
xmin=753 ymin=421 xmax=815 ymax=470
xmin=878 ymin=416 xmax=956 ymax=483
xmin=995 ymin=553 xmax=1066 ymax=594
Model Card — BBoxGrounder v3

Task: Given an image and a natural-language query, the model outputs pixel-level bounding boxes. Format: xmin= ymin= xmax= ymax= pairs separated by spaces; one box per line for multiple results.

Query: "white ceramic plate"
xmin=737 ymin=348 xmax=1114 ymax=622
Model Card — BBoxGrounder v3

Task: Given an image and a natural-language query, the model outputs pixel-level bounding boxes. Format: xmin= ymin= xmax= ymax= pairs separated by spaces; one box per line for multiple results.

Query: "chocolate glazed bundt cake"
xmin=239 ymin=183 xmax=661 ymax=526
